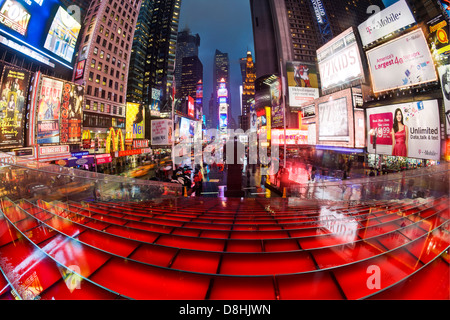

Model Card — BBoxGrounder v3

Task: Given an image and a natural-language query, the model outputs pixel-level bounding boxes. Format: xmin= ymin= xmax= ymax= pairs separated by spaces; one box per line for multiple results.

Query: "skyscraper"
xmin=180 ymin=56 xmax=203 ymax=101
xmin=74 ymin=0 xmax=142 ymax=136
xmin=126 ymin=0 xmax=154 ymax=104
xmin=213 ymin=50 xmax=230 ymax=130
xmin=175 ymin=28 xmax=201 ymax=96
xmin=240 ymin=51 xmax=256 ymax=131
xmin=144 ymin=0 xmax=181 ymax=110
xmin=250 ymin=0 xmax=385 ymax=77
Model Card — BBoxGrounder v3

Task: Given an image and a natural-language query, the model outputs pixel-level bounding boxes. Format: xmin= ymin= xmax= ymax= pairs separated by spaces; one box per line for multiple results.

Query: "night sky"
xmin=179 ymin=0 xmax=255 ymax=125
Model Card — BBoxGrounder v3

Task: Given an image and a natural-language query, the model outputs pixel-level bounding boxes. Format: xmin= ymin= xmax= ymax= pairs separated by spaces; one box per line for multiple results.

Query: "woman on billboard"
xmin=391 ymin=108 xmax=408 ymax=157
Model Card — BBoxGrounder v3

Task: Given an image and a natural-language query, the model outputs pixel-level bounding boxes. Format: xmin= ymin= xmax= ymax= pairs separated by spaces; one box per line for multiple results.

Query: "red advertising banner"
xmin=74 ymin=60 xmax=86 ymax=80
xmin=369 ymin=112 xmax=393 ymax=146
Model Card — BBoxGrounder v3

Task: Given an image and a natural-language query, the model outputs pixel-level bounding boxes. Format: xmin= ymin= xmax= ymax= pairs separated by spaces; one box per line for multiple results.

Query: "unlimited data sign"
xmin=366 ymin=100 xmax=440 ymax=160
xmin=366 ymin=28 xmax=437 ymax=93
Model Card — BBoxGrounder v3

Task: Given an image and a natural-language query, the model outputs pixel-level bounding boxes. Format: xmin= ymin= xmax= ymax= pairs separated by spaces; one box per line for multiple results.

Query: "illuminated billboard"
xmin=366 ymin=28 xmax=437 ymax=93
xmin=60 ymin=82 xmax=83 ymax=144
xmin=318 ymin=97 xmax=349 ymax=142
xmin=126 ymin=102 xmax=145 ymax=140
xmin=188 ymin=95 xmax=194 ymax=118
xmin=270 ymin=77 xmax=283 ymax=128
xmin=317 ymin=28 xmax=364 ymax=93
xmin=36 ymin=76 xmax=63 ymax=145
xmin=286 ymin=61 xmax=319 ymax=107
xmin=438 ymin=64 xmax=450 ymax=135
xmin=427 ymin=15 xmax=450 ymax=65
xmin=366 ymin=100 xmax=440 ymax=160
xmin=358 ymin=0 xmax=416 ymax=47
xmin=0 ymin=66 xmax=30 ymax=149
xmin=43 ymin=6 xmax=81 ymax=63
xmin=151 ymin=119 xmax=172 ymax=146
xmin=0 ymin=0 xmax=80 ymax=68
xmin=150 ymin=88 xmax=161 ymax=116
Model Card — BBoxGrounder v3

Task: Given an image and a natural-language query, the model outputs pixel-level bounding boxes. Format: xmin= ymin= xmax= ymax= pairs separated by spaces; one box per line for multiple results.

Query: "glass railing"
xmin=279 ymin=162 xmax=450 ymax=202
xmin=0 ymin=151 xmax=183 ymax=203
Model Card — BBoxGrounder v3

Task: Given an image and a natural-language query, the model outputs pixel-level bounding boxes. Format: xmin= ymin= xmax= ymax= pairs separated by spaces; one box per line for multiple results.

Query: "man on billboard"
xmin=294 ymin=64 xmax=311 ymax=87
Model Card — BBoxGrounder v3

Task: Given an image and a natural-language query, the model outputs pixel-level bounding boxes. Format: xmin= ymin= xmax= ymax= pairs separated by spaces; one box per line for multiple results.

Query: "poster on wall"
xmin=318 ymin=97 xmax=349 ymax=141
xmin=366 ymin=28 xmax=437 ymax=93
xmin=366 ymin=100 xmax=441 ymax=160
xmin=151 ymin=119 xmax=172 ymax=146
xmin=438 ymin=64 xmax=450 ymax=135
xmin=286 ymin=61 xmax=319 ymax=107
xmin=0 ymin=66 xmax=30 ymax=149
xmin=36 ymin=76 xmax=63 ymax=145
xmin=126 ymin=102 xmax=145 ymax=140
xmin=60 ymin=82 xmax=83 ymax=144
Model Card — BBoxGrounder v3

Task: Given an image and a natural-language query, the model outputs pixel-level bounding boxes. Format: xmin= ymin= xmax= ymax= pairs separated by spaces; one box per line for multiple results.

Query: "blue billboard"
xmin=0 ymin=0 xmax=81 ymax=69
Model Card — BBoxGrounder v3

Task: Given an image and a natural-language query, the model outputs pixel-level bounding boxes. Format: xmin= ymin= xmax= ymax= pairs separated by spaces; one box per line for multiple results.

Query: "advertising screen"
xmin=270 ymin=77 xmax=283 ymax=128
xmin=317 ymin=28 xmax=364 ymax=93
xmin=151 ymin=119 xmax=173 ymax=146
xmin=219 ymin=113 xmax=228 ymax=128
xmin=150 ymin=88 xmax=160 ymax=116
xmin=366 ymin=28 xmax=437 ymax=93
xmin=188 ymin=95 xmax=194 ymax=118
xmin=43 ymin=6 xmax=81 ymax=63
xmin=358 ymin=0 xmax=416 ymax=47
xmin=318 ymin=97 xmax=349 ymax=141
xmin=365 ymin=100 xmax=440 ymax=160
xmin=74 ymin=59 xmax=85 ymax=80
xmin=286 ymin=61 xmax=319 ymax=107
xmin=438 ymin=64 xmax=450 ymax=135
xmin=60 ymin=82 xmax=83 ymax=144
xmin=427 ymin=15 xmax=450 ymax=65
xmin=0 ymin=66 xmax=30 ymax=149
xmin=0 ymin=0 xmax=81 ymax=68
xmin=126 ymin=102 xmax=145 ymax=140
xmin=36 ymin=76 xmax=63 ymax=145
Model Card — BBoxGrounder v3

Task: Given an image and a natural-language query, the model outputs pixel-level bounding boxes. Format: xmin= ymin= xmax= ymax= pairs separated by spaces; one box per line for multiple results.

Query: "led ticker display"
xmin=0 ymin=0 xmax=81 ymax=68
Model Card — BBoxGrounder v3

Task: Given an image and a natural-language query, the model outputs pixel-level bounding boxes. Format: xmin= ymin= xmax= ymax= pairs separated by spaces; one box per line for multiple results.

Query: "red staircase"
xmin=0 ymin=196 xmax=448 ymax=300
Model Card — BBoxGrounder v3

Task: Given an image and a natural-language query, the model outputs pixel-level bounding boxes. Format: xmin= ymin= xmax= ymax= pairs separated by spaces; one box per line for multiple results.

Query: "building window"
xmin=100 ymin=50 xmax=104 ymax=59
xmin=97 ymin=62 xmax=102 ymax=71
xmin=93 ymin=102 xmax=98 ymax=111
xmin=102 ymin=77 xmax=107 ymax=86
xmin=85 ymin=99 xmax=90 ymax=110
xmin=88 ymin=72 xmax=94 ymax=82
xmin=93 ymin=47 xmax=98 ymax=55
xmin=96 ymin=74 xmax=100 ymax=84
xmin=90 ymin=59 xmax=96 ymax=68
